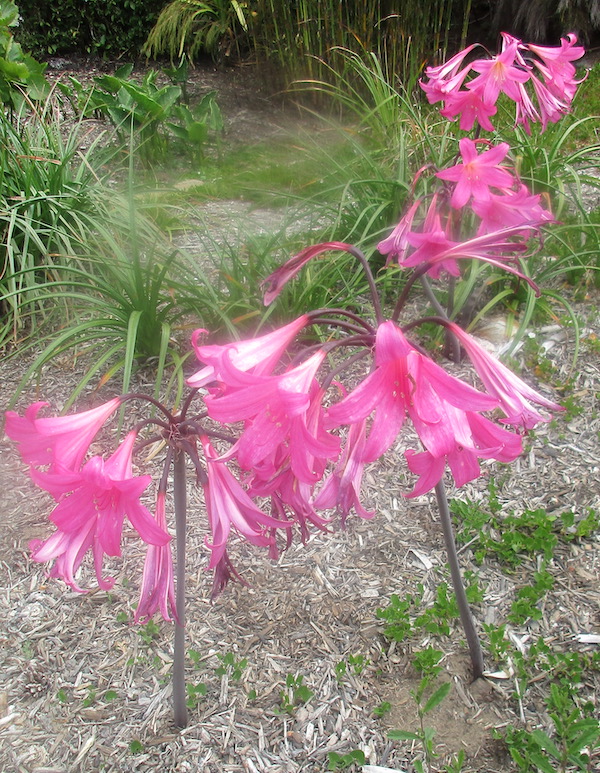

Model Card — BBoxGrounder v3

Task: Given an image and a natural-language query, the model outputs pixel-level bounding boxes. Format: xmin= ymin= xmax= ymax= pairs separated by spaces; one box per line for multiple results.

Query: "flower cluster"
xmin=420 ymin=32 xmax=585 ymax=133
xmin=5 ymin=401 xmax=171 ymax=596
xmin=4 ymin=31 xmax=574 ymax=624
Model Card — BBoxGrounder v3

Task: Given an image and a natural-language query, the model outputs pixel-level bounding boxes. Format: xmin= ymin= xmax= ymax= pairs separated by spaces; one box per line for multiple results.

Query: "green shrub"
xmin=15 ymin=0 xmax=164 ymax=57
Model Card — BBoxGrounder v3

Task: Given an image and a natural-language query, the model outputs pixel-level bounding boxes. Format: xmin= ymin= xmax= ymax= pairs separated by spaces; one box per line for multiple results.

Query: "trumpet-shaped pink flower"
xmin=472 ymin=184 xmax=554 ymax=234
xmin=439 ymin=85 xmax=497 ymax=131
xmin=29 ymin=432 xmax=170 ymax=592
xmin=187 ymin=315 xmax=309 ymax=388
xmin=469 ymin=35 xmax=530 ymax=104
xmin=528 ymin=33 xmax=585 ymax=98
xmin=420 ymin=43 xmax=480 ymax=104
xmin=436 ymin=138 xmax=514 ymax=209
xmin=201 ymin=437 xmax=289 ymax=568
xmin=447 ymin=323 xmax=563 ymax=428
xmin=206 ymin=350 xmax=340 ymax=482
xmin=135 ymin=491 xmax=177 ymax=623
xmin=261 ymin=242 xmax=354 ymax=305
xmin=314 ymin=419 xmax=375 ymax=524
xmin=5 ymin=397 xmax=121 ymax=473
xmin=419 ymin=32 xmax=585 ymax=133
xmin=405 ymin=409 xmax=523 ymax=497
xmin=325 ymin=321 xmax=498 ymax=464
xmin=377 ymin=199 xmax=422 ymax=266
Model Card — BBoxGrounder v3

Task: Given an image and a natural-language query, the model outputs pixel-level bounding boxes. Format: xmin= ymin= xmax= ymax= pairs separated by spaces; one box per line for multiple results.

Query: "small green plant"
xmin=388 ymin=677 xmax=453 ymax=773
xmin=373 ymin=701 xmax=392 ymax=718
xmin=185 ymin=682 xmax=207 ymax=709
xmin=138 ymin=618 xmax=161 ymax=645
xmin=482 ymin=623 xmax=510 ymax=665
xmin=501 ymin=683 xmax=600 ymax=772
xmin=129 ymin=739 xmax=144 ymax=754
xmin=335 ymin=653 xmax=370 ymax=682
xmin=412 ymin=648 xmax=444 ymax=680
xmin=508 ymin=568 xmax=555 ymax=626
xmin=56 ymin=688 xmax=68 ymax=703
xmin=327 ymin=748 xmax=366 ymax=770
xmin=277 ymin=674 xmax=314 ymax=715
xmin=82 ymin=686 xmax=97 ymax=708
xmin=215 ymin=651 xmax=247 ymax=681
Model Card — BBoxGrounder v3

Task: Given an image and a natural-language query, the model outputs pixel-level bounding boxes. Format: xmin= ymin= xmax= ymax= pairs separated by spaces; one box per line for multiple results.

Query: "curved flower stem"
xmin=434 ymin=481 xmax=484 ymax=680
xmin=172 ymin=449 xmax=188 ymax=728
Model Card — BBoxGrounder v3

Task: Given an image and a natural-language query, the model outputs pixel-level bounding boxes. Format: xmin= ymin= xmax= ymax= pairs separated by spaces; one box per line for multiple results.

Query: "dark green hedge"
xmin=14 ymin=0 xmax=166 ymax=57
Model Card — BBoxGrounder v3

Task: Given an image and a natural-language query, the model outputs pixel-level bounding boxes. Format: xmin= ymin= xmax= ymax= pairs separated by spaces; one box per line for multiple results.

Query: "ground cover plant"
xmin=3 ymin=30 xmax=599 ymax=772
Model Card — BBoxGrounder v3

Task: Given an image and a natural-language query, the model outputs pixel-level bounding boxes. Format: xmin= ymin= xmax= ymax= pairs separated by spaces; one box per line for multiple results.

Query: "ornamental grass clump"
xmin=5 ymin=33 xmax=579 ymax=728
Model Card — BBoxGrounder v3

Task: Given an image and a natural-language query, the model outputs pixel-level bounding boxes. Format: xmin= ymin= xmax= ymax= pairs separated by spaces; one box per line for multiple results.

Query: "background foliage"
xmin=14 ymin=0 xmax=165 ymax=57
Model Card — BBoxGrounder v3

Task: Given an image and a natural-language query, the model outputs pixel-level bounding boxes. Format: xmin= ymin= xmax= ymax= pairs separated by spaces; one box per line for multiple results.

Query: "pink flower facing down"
xmin=447 ymin=323 xmax=563 ymax=429
xmin=201 ymin=436 xmax=290 ymax=569
xmin=29 ymin=432 xmax=171 ymax=593
xmin=325 ymin=321 xmax=523 ymax=495
xmin=261 ymin=242 xmax=354 ymax=305
xmin=5 ymin=397 xmax=121 ymax=473
xmin=472 ymin=184 xmax=554 ymax=235
xmin=314 ymin=419 xmax=375 ymax=524
xmin=187 ymin=315 xmax=309 ymax=389
xmin=205 ymin=349 xmax=340 ymax=483
xmin=135 ymin=491 xmax=177 ymax=624
xmin=436 ymin=138 xmax=514 ymax=209
xmin=528 ymin=33 xmax=585 ymax=100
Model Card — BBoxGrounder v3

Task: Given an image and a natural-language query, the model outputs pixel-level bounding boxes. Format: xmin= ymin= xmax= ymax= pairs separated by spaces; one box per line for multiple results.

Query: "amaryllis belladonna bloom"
xmin=447 ymin=323 xmax=563 ymax=429
xmin=261 ymin=242 xmax=354 ymax=305
xmin=325 ymin=321 xmax=499 ymax=464
xmin=436 ymin=138 xmax=514 ymax=209
xmin=29 ymin=432 xmax=170 ymax=592
xmin=187 ymin=314 xmax=309 ymax=388
xmin=314 ymin=419 xmax=375 ymax=524
xmin=206 ymin=350 xmax=340 ymax=482
xmin=420 ymin=32 xmax=584 ymax=132
xmin=135 ymin=491 xmax=177 ymax=623
xmin=201 ymin=436 xmax=289 ymax=568
xmin=5 ymin=397 xmax=121 ymax=473
xmin=404 ymin=409 xmax=523 ymax=496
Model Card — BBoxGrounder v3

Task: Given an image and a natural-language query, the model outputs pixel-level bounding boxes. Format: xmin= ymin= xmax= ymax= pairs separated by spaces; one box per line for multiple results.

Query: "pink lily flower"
xmin=206 ymin=350 xmax=340 ymax=481
xmin=419 ymin=43 xmax=479 ymax=103
xmin=469 ymin=36 xmax=530 ymax=104
xmin=187 ymin=315 xmax=309 ymax=388
xmin=5 ymin=397 xmax=121 ymax=473
xmin=201 ymin=436 xmax=289 ymax=568
xmin=405 ymin=409 xmax=523 ymax=497
xmin=135 ymin=491 xmax=177 ymax=623
xmin=528 ymin=33 xmax=585 ymax=99
xmin=261 ymin=241 xmax=354 ymax=305
xmin=402 ymin=225 xmax=540 ymax=291
xmin=325 ymin=321 xmax=498 ymax=464
xmin=377 ymin=199 xmax=422 ymax=266
xmin=436 ymin=138 xmax=514 ymax=209
xmin=29 ymin=432 xmax=171 ymax=592
xmin=314 ymin=419 xmax=375 ymax=524
xmin=472 ymin=184 xmax=554 ymax=235
xmin=447 ymin=323 xmax=563 ymax=429
xmin=439 ymin=84 xmax=497 ymax=131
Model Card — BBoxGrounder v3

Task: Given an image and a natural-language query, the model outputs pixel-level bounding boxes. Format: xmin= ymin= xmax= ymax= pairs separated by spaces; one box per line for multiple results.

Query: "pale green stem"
xmin=435 ymin=481 xmax=484 ymax=680
xmin=173 ymin=449 xmax=188 ymax=728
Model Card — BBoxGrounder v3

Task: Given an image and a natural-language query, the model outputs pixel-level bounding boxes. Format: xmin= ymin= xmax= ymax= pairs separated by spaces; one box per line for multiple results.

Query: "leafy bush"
xmin=61 ymin=63 xmax=223 ymax=165
xmin=15 ymin=0 xmax=165 ymax=57
xmin=0 ymin=0 xmax=48 ymax=108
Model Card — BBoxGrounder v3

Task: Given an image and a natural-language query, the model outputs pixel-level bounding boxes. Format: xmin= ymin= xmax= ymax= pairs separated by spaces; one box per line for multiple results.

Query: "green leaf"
xmin=422 ymin=682 xmax=451 ymax=715
xmin=388 ymin=729 xmax=421 ymax=742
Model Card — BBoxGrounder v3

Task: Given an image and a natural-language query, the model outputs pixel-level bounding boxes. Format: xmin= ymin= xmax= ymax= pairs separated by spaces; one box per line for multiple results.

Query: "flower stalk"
xmin=172 ymin=448 xmax=188 ymax=728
